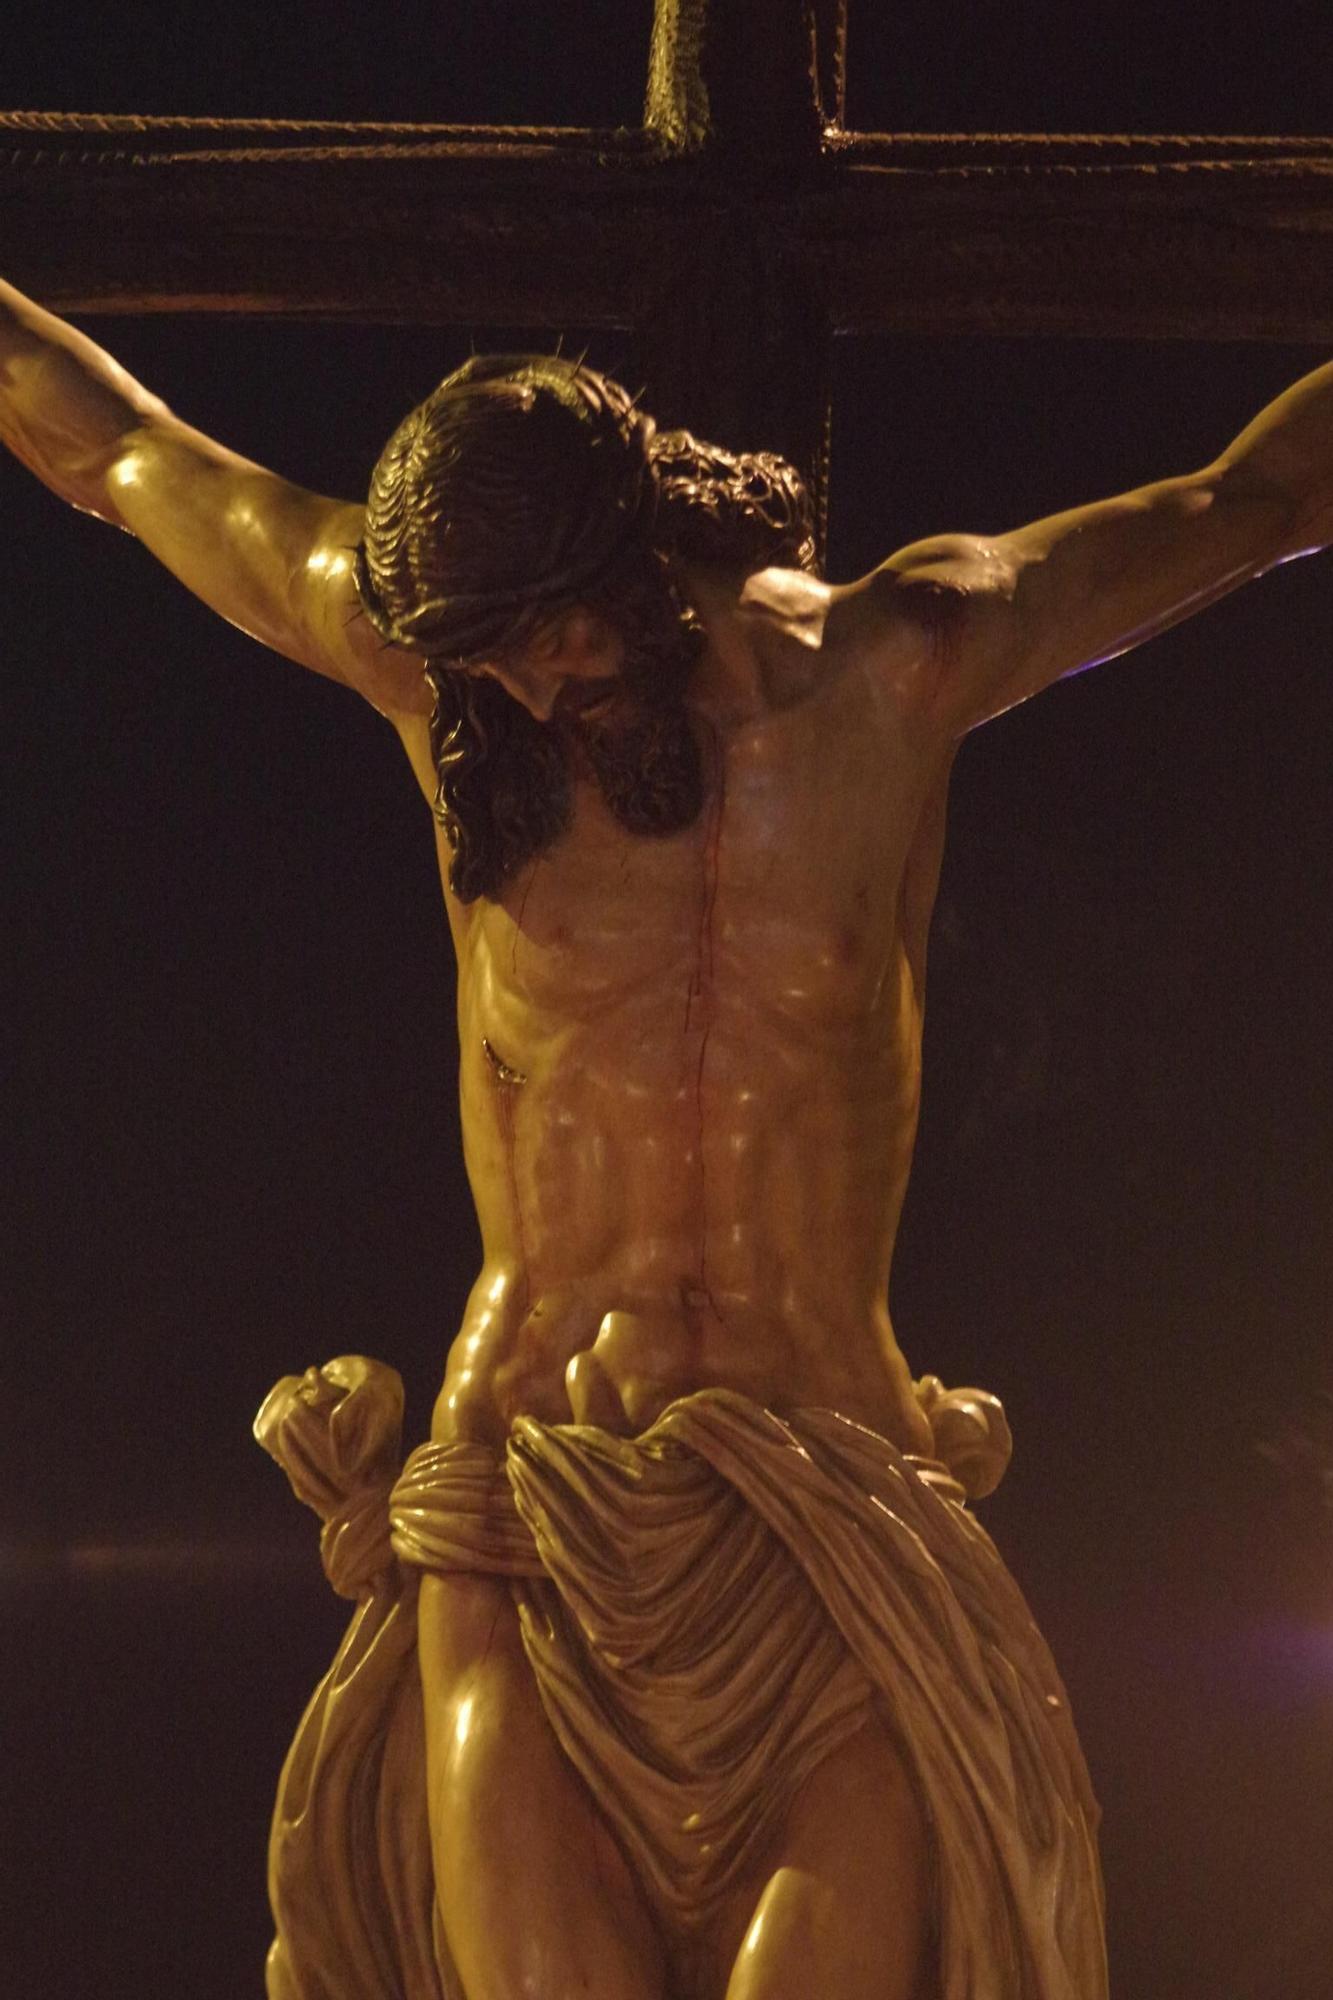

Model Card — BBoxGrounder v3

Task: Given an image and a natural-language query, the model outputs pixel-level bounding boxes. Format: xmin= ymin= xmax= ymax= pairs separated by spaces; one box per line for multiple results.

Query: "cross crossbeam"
xmin=6 ymin=114 xmax=1330 ymax=344
xmin=3 ymin=0 xmax=1331 ymax=533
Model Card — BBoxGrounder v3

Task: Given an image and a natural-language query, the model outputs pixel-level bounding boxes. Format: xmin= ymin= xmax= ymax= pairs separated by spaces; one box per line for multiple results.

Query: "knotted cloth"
xmin=256 ymin=1361 xmax=1106 ymax=2000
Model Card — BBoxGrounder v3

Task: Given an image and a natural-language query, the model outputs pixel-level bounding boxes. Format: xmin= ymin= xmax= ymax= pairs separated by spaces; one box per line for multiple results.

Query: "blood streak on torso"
xmin=433 ymin=591 xmax=948 ymax=1454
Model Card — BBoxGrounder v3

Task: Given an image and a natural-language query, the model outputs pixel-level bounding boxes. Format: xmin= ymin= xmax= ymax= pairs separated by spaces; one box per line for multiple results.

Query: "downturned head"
xmin=353 ymin=354 xmax=656 ymax=663
xmin=352 ymin=355 xmax=818 ymax=903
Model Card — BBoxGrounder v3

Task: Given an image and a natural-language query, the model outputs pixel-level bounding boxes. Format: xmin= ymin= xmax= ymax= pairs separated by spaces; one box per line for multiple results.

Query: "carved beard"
xmin=561 ymin=677 xmax=704 ymax=840
xmin=431 ymin=612 xmax=704 ymax=904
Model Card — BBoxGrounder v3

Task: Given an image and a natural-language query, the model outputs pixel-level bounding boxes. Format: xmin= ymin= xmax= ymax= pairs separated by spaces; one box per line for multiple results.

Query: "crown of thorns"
xmin=353 ymin=356 xmax=657 ymax=662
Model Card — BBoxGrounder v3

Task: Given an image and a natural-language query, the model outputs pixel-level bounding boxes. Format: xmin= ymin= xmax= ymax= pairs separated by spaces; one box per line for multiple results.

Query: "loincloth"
xmin=256 ymin=1360 xmax=1107 ymax=2000
xmin=394 ymin=1404 xmax=876 ymax=1932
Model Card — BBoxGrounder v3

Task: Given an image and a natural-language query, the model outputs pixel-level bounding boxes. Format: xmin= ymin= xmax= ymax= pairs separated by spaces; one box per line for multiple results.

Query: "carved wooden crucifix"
xmin=4 ymin=0 xmax=1333 ymax=544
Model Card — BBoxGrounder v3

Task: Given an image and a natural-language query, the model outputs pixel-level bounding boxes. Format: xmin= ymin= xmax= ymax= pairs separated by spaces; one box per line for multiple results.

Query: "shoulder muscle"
xmin=108 ymin=423 xmax=432 ymax=718
xmin=838 ymin=535 xmax=1019 ymax=727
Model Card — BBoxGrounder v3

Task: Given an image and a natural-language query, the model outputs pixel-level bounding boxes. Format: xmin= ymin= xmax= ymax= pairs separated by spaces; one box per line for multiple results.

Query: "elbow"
xmin=100 ymin=426 xmax=172 ymax=530
xmin=1210 ymin=451 xmax=1323 ymax=564
xmin=100 ymin=445 xmax=144 ymax=529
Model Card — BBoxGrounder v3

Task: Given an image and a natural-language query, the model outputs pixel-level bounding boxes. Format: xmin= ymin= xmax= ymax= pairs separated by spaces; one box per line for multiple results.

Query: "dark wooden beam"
xmin=639 ymin=0 xmax=843 ymax=540
xmin=0 ymin=117 xmax=658 ymax=322
xmin=826 ymin=133 xmax=1333 ymax=344
xmin=3 ymin=116 xmax=1329 ymax=344
xmin=2 ymin=0 xmax=1329 ymax=562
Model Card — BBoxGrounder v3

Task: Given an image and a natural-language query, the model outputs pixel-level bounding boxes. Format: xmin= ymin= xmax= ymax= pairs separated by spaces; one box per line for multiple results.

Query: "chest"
xmin=463 ymin=666 xmax=931 ymax=1032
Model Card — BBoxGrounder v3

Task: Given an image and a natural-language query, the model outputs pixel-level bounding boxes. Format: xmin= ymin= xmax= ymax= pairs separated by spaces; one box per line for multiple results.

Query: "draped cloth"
xmin=256 ymin=1359 xmax=1108 ymax=2000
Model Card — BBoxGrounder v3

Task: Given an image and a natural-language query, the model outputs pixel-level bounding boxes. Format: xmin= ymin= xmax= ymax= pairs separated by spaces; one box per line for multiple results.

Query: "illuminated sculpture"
xmin=4 ymin=277 xmax=1331 ymax=1997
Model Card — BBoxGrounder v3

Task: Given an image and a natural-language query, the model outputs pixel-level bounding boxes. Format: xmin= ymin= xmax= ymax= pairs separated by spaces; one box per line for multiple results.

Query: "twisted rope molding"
xmin=1 ymin=110 xmax=1330 ymax=178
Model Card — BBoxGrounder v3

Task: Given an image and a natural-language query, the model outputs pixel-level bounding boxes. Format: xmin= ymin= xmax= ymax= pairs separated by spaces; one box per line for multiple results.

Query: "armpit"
xmin=867 ymin=537 xmax=1020 ymax=729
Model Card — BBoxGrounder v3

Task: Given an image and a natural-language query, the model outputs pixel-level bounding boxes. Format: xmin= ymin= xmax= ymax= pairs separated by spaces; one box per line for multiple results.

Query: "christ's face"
xmin=461 ymin=608 xmax=628 ymax=725
xmin=432 ymin=575 xmax=705 ymax=902
xmin=459 ymin=601 xmax=704 ymax=833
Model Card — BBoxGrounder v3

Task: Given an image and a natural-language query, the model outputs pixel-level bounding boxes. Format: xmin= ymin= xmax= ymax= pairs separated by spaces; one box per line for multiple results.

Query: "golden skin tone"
xmin=4 ymin=276 xmax=1331 ymax=1996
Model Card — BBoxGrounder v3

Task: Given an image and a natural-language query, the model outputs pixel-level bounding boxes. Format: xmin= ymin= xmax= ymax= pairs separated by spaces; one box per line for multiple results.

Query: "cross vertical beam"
xmin=641 ymin=1 xmax=848 ymax=553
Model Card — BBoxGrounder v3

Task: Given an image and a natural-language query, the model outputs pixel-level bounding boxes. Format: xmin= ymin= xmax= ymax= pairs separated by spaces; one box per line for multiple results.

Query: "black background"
xmin=4 ymin=6 xmax=1332 ymax=1996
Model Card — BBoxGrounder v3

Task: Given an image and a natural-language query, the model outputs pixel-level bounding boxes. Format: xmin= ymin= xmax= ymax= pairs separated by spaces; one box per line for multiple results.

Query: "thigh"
xmin=722 ymin=1716 xmax=931 ymax=2000
xmin=418 ymin=1571 xmax=666 ymax=2000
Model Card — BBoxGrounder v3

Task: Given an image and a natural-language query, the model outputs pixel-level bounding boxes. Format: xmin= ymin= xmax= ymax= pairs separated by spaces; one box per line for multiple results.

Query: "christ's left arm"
xmin=867 ymin=358 xmax=1333 ymax=735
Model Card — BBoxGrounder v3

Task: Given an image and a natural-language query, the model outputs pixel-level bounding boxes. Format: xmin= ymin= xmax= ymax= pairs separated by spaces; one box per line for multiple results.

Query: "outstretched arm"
xmin=0 ymin=279 xmax=430 ymax=716
xmin=867 ymin=359 xmax=1333 ymax=735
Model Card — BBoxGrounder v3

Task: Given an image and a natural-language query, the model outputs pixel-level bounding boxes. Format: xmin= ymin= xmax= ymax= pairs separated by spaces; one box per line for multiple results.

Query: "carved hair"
xmin=354 ymin=355 xmax=817 ymax=901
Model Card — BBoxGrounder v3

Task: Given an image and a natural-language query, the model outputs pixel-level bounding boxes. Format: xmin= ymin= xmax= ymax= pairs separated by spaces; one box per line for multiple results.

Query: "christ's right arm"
xmin=857 ymin=356 xmax=1333 ymax=738
xmin=0 ymin=278 xmax=431 ymax=718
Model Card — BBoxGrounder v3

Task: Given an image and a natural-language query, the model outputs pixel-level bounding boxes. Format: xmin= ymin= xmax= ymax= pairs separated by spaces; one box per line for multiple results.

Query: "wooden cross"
xmin=4 ymin=0 xmax=1332 ymax=550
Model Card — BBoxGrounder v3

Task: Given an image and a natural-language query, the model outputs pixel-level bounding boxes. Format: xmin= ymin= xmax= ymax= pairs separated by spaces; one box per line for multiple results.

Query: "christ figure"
xmin=3 ymin=276 xmax=1330 ymax=2000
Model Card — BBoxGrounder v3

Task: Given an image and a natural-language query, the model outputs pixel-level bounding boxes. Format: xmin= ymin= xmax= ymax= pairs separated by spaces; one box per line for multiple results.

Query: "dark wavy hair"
xmin=354 ymin=355 xmax=817 ymax=902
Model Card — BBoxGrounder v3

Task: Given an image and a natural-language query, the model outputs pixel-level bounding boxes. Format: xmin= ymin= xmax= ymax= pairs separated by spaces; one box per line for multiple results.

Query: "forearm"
xmin=0 ymin=278 xmax=173 ymax=524
xmin=896 ymin=361 xmax=1333 ymax=731
xmin=1215 ymin=358 xmax=1333 ymax=555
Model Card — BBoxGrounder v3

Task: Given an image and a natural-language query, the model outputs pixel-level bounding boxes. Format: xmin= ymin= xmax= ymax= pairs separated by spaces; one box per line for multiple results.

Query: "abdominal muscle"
xmin=430 ymin=629 xmax=947 ymax=1459
xmin=432 ymin=1003 xmax=934 ymax=1457
xmin=435 ymin=1273 xmax=931 ymax=1453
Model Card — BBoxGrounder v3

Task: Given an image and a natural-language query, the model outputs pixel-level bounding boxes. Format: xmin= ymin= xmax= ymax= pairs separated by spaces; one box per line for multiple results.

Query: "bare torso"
xmin=6 ymin=279 xmax=1327 ymax=2000
xmin=419 ymin=567 xmax=951 ymax=1454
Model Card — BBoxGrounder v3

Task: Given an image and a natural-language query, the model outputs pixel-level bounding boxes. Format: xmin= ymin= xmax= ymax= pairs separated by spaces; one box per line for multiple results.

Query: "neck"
xmin=679 ymin=562 xmax=769 ymax=725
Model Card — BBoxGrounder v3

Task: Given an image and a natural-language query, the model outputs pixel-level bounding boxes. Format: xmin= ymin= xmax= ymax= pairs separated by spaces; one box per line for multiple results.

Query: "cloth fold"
xmin=256 ymin=1359 xmax=1106 ymax=2000
xmin=255 ymin=1357 xmax=451 ymax=2000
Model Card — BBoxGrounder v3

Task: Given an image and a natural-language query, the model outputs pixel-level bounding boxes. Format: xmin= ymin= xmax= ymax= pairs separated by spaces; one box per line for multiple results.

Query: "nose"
xmin=488 ymin=658 xmax=560 ymax=721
